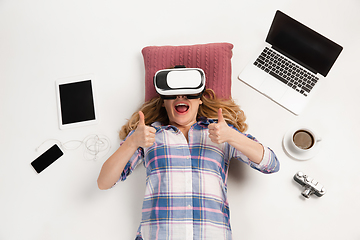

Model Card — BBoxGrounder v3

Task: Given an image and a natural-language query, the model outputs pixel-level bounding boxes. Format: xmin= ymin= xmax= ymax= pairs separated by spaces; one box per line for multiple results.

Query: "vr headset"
xmin=154 ymin=66 xmax=206 ymax=99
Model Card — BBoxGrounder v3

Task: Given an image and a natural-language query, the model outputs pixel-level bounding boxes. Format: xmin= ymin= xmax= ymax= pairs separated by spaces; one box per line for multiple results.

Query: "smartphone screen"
xmin=31 ymin=144 xmax=64 ymax=173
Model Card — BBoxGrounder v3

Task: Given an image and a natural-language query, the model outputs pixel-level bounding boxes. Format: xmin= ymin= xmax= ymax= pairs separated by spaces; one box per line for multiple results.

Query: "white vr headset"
xmin=154 ymin=67 xmax=206 ymax=99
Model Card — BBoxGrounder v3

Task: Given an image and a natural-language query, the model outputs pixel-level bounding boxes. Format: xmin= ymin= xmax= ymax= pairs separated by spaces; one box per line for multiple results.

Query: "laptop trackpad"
xmin=258 ymin=76 xmax=287 ymax=101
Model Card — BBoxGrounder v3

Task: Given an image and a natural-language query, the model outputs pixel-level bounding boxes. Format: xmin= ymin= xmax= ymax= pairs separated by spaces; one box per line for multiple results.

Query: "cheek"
xmin=163 ymin=100 xmax=173 ymax=111
xmin=193 ymin=105 xmax=201 ymax=114
xmin=192 ymin=100 xmax=202 ymax=110
xmin=163 ymin=103 xmax=174 ymax=116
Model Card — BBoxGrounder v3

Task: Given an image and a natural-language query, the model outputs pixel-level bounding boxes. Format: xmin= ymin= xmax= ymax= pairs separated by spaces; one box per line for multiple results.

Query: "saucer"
xmin=282 ymin=128 xmax=322 ymax=161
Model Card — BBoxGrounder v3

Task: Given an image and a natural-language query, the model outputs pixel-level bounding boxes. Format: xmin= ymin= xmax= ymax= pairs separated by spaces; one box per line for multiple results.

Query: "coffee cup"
xmin=289 ymin=127 xmax=322 ymax=153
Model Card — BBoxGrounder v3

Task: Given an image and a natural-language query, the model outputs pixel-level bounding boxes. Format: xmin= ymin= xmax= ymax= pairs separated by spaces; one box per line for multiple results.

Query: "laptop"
xmin=238 ymin=10 xmax=343 ymax=115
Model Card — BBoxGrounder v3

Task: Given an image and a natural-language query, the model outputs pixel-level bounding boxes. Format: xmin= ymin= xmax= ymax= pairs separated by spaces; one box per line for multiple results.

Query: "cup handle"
xmin=316 ymin=137 xmax=322 ymax=142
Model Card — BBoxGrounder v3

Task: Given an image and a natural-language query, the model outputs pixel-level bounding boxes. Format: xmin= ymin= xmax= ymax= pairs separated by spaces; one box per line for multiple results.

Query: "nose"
xmin=177 ymin=95 xmax=186 ymax=99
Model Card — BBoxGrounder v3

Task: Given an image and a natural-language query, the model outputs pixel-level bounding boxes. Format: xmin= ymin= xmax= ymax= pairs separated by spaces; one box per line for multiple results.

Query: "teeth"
xmin=176 ymin=103 xmax=188 ymax=107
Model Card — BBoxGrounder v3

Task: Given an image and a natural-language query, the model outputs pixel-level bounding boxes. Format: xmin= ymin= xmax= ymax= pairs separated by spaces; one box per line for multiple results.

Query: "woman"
xmin=97 ymin=86 xmax=280 ymax=239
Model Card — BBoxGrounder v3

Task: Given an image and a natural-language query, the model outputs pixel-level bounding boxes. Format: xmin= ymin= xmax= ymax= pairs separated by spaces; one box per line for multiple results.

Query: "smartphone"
xmin=31 ymin=144 xmax=64 ymax=173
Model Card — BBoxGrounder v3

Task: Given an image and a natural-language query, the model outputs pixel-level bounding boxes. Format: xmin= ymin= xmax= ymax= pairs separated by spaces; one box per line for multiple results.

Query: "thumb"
xmin=217 ymin=108 xmax=225 ymax=123
xmin=138 ymin=111 xmax=145 ymax=126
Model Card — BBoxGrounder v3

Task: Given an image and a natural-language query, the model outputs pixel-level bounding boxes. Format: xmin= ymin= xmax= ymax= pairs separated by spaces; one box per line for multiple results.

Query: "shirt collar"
xmin=198 ymin=117 xmax=216 ymax=126
xmin=151 ymin=117 xmax=215 ymax=132
xmin=151 ymin=122 xmax=179 ymax=133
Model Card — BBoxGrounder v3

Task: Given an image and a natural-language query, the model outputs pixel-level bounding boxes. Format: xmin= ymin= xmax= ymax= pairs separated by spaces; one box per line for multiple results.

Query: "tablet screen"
xmin=56 ymin=75 xmax=98 ymax=129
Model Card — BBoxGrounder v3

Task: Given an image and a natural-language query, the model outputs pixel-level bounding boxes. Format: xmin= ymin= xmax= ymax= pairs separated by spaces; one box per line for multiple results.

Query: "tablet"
xmin=55 ymin=74 xmax=98 ymax=129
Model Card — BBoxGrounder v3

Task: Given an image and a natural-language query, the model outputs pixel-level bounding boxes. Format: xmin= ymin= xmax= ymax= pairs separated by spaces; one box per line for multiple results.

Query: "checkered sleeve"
xmin=228 ymin=126 xmax=280 ymax=174
xmin=119 ymin=148 xmax=144 ymax=181
xmin=117 ymin=130 xmax=145 ymax=182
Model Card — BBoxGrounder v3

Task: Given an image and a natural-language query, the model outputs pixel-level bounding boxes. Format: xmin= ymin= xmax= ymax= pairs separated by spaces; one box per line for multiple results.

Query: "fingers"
xmin=208 ymin=123 xmax=218 ymax=131
xmin=208 ymin=108 xmax=228 ymax=144
xmin=208 ymin=123 xmax=220 ymax=139
xmin=217 ymin=108 xmax=225 ymax=123
xmin=208 ymin=108 xmax=225 ymax=131
xmin=144 ymin=126 xmax=156 ymax=147
xmin=143 ymin=133 xmax=155 ymax=147
xmin=208 ymin=130 xmax=221 ymax=144
xmin=137 ymin=127 xmax=156 ymax=148
xmin=138 ymin=111 xmax=145 ymax=126
xmin=133 ymin=111 xmax=156 ymax=148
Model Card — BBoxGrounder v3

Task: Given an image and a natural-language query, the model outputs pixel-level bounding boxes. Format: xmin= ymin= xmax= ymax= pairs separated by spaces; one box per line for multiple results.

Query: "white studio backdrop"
xmin=1 ymin=0 xmax=360 ymax=239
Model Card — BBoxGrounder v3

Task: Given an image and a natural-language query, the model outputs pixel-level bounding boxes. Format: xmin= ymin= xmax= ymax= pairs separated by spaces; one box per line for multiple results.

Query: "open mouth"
xmin=175 ymin=103 xmax=189 ymax=114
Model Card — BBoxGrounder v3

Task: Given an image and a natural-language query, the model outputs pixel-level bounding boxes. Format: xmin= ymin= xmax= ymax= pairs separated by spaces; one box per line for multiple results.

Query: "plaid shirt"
xmin=119 ymin=118 xmax=279 ymax=240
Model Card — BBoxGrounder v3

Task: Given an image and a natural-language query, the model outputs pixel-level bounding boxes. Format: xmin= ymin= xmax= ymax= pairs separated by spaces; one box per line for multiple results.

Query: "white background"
xmin=1 ymin=0 xmax=359 ymax=239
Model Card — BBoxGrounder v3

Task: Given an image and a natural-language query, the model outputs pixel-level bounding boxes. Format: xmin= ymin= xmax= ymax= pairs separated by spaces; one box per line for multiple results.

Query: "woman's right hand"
xmin=129 ymin=111 xmax=156 ymax=148
xmin=97 ymin=111 xmax=155 ymax=190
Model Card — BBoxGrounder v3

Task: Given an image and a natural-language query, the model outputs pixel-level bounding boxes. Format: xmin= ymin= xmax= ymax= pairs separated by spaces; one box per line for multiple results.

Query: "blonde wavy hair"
xmin=119 ymin=89 xmax=248 ymax=140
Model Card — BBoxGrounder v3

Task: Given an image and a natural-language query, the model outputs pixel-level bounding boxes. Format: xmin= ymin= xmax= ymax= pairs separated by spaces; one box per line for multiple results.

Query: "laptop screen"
xmin=266 ymin=10 xmax=343 ymax=76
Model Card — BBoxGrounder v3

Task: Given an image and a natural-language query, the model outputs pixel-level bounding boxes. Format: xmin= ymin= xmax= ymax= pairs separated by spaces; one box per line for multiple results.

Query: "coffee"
xmin=293 ymin=130 xmax=314 ymax=150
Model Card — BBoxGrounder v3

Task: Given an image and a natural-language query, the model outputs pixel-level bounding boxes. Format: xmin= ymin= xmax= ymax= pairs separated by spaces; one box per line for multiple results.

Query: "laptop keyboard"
xmin=254 ymin=47 xmax=318 ymax=97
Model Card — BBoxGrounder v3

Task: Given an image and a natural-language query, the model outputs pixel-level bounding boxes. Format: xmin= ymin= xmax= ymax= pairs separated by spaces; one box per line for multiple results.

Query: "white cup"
xmin=288 ymin=127 xmax=322 ymax=154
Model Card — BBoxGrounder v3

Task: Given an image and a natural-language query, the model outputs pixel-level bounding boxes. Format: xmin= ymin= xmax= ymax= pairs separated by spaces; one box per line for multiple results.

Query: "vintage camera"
xmin=293 ymin=172 xmax=326 ymax=198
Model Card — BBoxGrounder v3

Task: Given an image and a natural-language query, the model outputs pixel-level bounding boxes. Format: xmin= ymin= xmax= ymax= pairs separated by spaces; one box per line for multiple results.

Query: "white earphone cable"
xmin=36 ymin=134 xmax=111 ymax=161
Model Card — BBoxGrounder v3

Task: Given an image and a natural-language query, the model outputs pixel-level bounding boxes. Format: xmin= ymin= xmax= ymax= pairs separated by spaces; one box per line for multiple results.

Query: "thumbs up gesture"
xmin=131 ymin=111 xmax=156 ymax=148
xmin=208 ymin=108 xmax=233 ymax=144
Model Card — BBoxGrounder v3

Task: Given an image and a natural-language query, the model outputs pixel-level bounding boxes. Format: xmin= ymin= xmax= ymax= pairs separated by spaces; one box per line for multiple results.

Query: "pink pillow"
xmin=142 ymin=42 xmax=233 ymax=101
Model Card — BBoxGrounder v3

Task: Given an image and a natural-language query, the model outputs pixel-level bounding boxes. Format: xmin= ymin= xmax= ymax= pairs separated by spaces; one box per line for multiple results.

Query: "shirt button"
xmin=187 ymin=205 xmax=191 ymax=209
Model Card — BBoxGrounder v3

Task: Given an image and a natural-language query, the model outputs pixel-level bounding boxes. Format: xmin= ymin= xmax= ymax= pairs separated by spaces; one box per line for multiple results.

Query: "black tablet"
xmin=56 ymin=74 xmax=98 ymax=129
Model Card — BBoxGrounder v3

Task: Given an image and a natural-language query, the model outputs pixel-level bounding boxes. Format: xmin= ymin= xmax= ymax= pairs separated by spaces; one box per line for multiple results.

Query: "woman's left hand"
xmin=208 ymin=108 xmax=233 ymax=144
